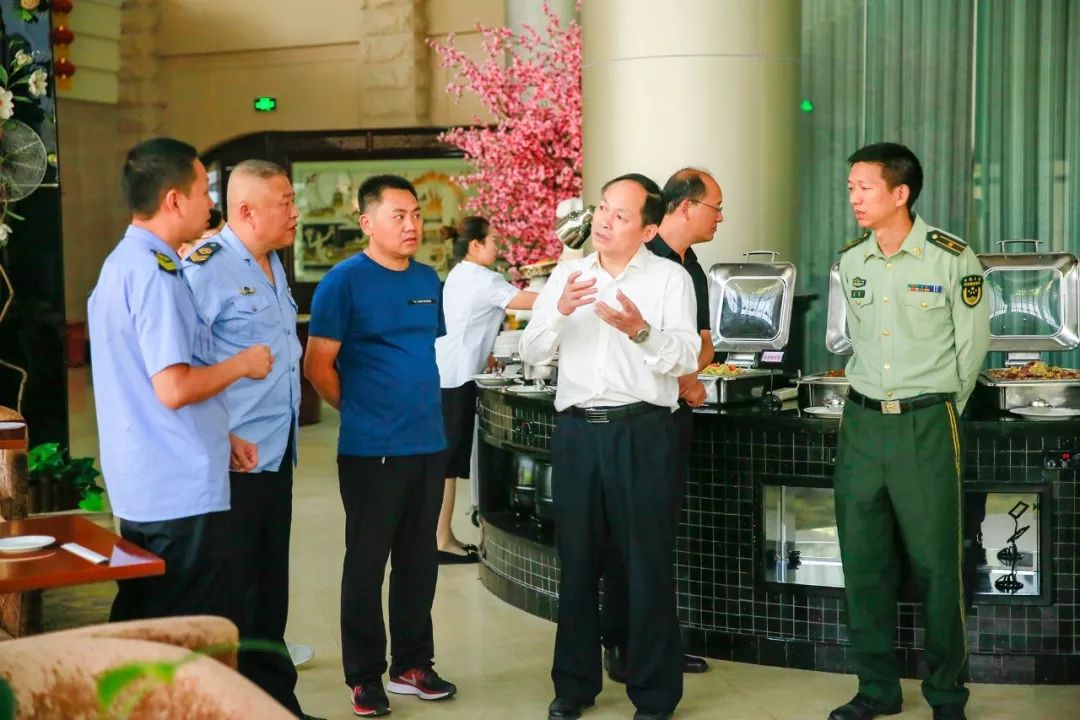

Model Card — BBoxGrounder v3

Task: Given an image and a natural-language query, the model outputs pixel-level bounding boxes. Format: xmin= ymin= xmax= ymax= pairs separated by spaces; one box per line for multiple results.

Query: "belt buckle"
xmin=584 ymin=408 xmax=610 ymax=424
xmin=881 ymin=400 xmax=901 ymax=415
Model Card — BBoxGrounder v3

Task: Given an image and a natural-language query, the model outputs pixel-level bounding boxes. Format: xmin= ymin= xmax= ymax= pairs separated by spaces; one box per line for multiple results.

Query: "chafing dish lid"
xmin=707 ymin=254 xmax=797 ymax=352
xmin=825 ymin=262 xmax=852 ymax=356
xmin=978 ymin=248 xmax=1080 ymax=351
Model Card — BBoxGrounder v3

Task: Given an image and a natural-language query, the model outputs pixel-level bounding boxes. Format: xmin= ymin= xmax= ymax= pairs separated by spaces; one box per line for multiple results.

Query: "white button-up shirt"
xmin=435 ymin=260 xmax=519 ymax=388
xmin=519 ymin=244 xmax=699 ymax=411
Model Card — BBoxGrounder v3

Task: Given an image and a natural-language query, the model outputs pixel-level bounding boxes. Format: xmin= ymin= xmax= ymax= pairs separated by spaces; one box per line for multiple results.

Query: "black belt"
xmin=847 ymin=388 xmax=953 ymax=415
xmin=564 ymin=401 xmax=667 ymax=424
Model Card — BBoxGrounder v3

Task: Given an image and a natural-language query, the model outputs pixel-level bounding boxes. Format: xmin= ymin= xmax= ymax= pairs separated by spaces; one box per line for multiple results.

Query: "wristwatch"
xmin=630 ymin=323 xmax=651 ymax=344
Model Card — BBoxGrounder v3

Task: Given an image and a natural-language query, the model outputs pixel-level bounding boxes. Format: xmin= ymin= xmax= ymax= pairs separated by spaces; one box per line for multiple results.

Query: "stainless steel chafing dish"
xmin=974 ymin=240 xmax=1080 ymax=411
xmin=795 ymin=263 xmax=852 ymax=409
xmin=702 ymin=252 xmax=796 ymax=404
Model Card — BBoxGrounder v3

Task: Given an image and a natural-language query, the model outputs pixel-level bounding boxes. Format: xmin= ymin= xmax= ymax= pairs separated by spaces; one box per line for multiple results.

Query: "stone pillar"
xmin=358 ymin=0 xmax=430 ymax=127
xmin=581 ymin=0 xmax=801 ymax=269
xmin=118 ymin=0 xmax=165 ymax=146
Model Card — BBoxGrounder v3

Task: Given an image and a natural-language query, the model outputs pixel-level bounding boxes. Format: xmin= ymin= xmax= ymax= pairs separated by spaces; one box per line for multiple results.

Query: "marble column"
xmin=581 ymin=0 xmax=801 ymax=268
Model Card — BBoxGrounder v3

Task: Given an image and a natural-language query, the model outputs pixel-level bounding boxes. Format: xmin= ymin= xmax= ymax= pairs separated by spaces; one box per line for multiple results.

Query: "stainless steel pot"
xmin=796 ymin=373 xmax=851 ymax=408
xmin=554 ymin=206 xmax=594 ymax=249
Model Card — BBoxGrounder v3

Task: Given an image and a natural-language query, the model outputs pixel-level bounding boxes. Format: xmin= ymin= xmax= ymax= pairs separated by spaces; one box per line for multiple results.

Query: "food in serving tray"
xmin=701 ymin=363 xmax=744 ymax=377
xmin=822 ymin=369 xmax=846 ymax=378
xmin=986 ymin=361 xmax=1080 ymax=381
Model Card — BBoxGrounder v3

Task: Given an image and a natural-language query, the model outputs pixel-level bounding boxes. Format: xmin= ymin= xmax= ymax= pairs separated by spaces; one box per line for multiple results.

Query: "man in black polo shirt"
xmin=601 ymin=167 xmax=723 ymax=682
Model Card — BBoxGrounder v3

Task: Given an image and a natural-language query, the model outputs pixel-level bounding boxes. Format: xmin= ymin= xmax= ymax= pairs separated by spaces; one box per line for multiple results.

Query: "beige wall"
xmin=156 ymin=0 xmax=503 ymax=152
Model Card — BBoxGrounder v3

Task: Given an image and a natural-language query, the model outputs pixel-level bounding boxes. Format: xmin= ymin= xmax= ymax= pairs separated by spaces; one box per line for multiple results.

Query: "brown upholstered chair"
xmin=0 ymin=615 xmax=294 ymax=719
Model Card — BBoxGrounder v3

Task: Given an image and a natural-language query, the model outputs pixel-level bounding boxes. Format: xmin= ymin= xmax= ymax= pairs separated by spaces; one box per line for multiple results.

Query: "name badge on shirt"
xmin=238 ymin=286 xmax=256 ymax=296
xmin=408 ymin=298 xmax=436 ymax=305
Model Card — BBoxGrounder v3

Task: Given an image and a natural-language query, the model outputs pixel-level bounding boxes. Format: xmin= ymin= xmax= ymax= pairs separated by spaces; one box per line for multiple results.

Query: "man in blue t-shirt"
xmin=305 ymin=174 xmax=456 ymax=718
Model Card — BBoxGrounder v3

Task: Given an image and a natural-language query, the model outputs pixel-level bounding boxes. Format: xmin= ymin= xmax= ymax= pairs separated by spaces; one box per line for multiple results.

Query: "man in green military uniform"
xmin=829 ymin=143 xmax=990 ymax=720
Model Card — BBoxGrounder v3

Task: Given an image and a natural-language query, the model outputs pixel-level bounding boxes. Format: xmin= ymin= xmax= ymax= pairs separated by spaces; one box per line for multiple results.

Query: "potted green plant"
xmin=26 ymin=443 xmax=105 ymax=513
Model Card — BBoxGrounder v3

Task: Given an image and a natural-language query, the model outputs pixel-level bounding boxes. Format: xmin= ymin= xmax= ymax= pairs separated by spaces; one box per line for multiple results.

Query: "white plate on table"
xmin=1009 ymin=406 xmax=1080 ymax=420
xmin=472 ymin=373 xmax=521 ymax=387
xmin=803 ymin=406 xmax=843 ymax=418
xmin=0 ymin=422 xmax=26 ymax=430
xmin=0 ymin=535 xmax=55 ymax=554
xmin=505 ymin=385 xmax=554 ymax=396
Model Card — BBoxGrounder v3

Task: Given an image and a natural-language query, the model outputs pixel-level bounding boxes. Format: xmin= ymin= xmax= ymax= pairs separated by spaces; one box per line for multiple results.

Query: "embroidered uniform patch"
xmin=154 ymin=251 xmax=177 ymax=275
xmin=188 ymin=241 xmax=222 ymax=264
xmin=850 ymin=290 xmax=866 ymax=299
xmin=852 ymin=277 xmax=866 ymax=288
xmin=961 ymin=274 xmax=983 ymax=307
xmin=239 ymin=286 xmax=256 ymax=296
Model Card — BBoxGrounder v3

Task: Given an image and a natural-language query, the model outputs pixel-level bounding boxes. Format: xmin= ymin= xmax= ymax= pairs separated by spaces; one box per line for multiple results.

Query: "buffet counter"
xmin=475 ymin=386 xmax=1080 ymax=685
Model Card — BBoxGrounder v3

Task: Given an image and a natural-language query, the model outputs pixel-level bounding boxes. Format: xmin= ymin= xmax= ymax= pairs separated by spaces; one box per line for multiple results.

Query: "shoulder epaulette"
xmin=839 ymin=230 xmax=871 ymax=254
xmin=187 ymin=241 xmax=223 ymax=265
xmin=153 ymin=250 xmax=178 ymax=275
xmin=927 ymin=229 xmax=967 ymax=256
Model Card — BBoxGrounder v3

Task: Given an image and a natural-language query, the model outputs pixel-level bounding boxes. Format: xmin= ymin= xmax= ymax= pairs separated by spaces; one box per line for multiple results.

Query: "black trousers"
xmin=111 ymin=510 xmax=236 ymax=624
xmin=441 ymin=383 xmax=478 ymax=479
xmin=600 ymin=403 xmax=692 ymax=650
xmin=551 ymin=406 xmax=683 ymax=715
xmin=338 ymin=452 xmax=444 ymax=687
xmin=229 ymin=432 xmax=302 ymax=717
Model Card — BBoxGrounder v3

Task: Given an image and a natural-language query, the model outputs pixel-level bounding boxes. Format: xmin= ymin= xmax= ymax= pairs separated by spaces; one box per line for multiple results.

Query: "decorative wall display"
xmin=290 ymin=157 xmax=472 ymax=282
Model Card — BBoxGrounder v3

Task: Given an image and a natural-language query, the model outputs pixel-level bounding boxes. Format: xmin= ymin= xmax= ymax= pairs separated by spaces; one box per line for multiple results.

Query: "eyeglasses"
xmin=692 ymin=199 xmax=724 ymax=215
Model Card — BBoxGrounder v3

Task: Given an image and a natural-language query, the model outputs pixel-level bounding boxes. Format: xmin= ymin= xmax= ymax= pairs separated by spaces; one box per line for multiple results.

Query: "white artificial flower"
xmin=14 ymin=51 xmax=32 ymax=68
xmin=0 ymin=88 xmax=13 ymax=120
xmin=28 ymin=69 xmax=48 ymax=98
xmin=0 ymin=224 xmax=11 ymax=248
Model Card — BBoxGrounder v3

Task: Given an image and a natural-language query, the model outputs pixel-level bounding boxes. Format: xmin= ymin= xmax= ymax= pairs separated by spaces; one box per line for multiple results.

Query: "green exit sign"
xmin=253 ymin=97 xmax=277 ymax=112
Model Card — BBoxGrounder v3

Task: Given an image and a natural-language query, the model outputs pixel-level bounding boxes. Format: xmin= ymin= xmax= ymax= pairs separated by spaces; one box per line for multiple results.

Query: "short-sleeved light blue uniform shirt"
xmin=87 ymin=225 xmax=230 ymax=522
xmin=183 ymin=225 xmax=302 ymax=473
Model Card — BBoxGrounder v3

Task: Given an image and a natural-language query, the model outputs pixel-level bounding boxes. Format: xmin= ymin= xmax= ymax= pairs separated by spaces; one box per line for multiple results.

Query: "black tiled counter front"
xmin=475 ymin=387 xmax=1080 ymax=684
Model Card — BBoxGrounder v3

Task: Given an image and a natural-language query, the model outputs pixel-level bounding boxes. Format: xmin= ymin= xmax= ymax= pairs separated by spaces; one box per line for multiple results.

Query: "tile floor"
xmin=63 ymin=369 xmax=1079 ymax=719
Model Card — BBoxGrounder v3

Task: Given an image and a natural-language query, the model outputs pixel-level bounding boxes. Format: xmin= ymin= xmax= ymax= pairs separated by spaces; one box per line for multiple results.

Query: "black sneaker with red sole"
xmin=351 ymin=682 xmax=391 ymax=717
xmin=386 ymin=667 xmax=457 ymax=701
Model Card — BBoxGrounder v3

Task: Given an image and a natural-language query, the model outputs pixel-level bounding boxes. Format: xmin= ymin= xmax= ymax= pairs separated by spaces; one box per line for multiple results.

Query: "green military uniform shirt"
xmin=839 ymin=214 xmax=991 ymax=413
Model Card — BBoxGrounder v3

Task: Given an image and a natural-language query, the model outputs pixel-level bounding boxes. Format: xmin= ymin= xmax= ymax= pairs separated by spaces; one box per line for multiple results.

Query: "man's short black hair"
xmin=847 ymin=142 xmax=924 ymax=211
xmin=121 ymin=137 xmax=199 ymax=218
xmin=357 ymin=174 xmax=418 ymax=215
xmin=662 ymin=168 xmax=710 ymax=215
xmin=601 ymin=173 xmax=664 ymax=227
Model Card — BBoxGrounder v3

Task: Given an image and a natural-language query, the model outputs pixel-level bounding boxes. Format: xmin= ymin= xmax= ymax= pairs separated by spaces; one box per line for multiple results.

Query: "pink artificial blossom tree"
xmin=429 ymin=3 xmax=582 ymax=274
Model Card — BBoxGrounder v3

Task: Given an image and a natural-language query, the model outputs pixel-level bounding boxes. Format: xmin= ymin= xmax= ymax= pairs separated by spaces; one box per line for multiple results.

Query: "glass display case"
xmin=761 ymin=482 xmax=1050 ymax=603
xmin=291 ymin=157 xmax=473 ymax=282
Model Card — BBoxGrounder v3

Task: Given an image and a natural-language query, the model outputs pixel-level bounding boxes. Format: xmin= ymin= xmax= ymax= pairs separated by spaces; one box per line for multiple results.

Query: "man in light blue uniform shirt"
xmin=88 ymin=138 xmax=272 ymax=623
xmin=183 ymin=159 xmax=311 ymax=718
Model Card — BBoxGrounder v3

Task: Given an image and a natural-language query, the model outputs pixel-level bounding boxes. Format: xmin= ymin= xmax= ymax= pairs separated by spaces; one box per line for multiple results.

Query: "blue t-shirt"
xmin=309 ymin=253 xmax=447 ymax=457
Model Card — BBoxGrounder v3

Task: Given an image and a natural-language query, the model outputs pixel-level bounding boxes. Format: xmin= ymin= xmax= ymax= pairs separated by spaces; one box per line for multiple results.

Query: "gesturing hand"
xmin=595 ymin=290 xmax=647 ymax=338
xmin=557 ymin=271 xmax=598 ymax=316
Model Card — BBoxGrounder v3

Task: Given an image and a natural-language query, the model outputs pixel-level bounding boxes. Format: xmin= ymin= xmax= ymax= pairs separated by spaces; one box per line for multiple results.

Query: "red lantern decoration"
xmin=50 ymin=0 xmax=77 ymax=90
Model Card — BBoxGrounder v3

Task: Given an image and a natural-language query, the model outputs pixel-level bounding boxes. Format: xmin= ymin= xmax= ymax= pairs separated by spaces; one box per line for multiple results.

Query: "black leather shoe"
xmin=633 ymin=712 xmax=673 ymax=720
xmin=603 ymin=646 xmax=627 ymax=684
xmin=932 ymin=704 xmax=967 ymax=720
xmin=548 ymin=697 xmax=594 ymax=719
xmin=828 ymin=694 xmax=902 ymax=720
xmin=682 ymin=653 xmax=708 ymax=673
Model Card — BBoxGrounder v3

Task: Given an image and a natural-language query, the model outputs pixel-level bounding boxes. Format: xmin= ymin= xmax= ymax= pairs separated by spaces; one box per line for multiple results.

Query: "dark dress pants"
xmin=551 ymin=406 xmax=683 ymax=715
xmin=600 ymin=402 xmax=692 ymax=650
xmin=229 ymin=432 xmax=302 ymax=717
xmin=111 ymin=510 xmax=237 ymax=624
xmin=338 ymin=452 xmax=444 ymax=687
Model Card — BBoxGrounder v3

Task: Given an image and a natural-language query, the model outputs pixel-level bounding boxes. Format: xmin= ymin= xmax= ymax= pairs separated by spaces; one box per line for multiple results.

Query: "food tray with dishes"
xmin=698 ymin=363 xmax=776 ymax=405
xmin=795 ymin=368 xmax=850 ymax=409
xmin=978 ymin=361 xmax=1080 ymax=410
xmin=973 ymin=245 xmax=1080 ymax=411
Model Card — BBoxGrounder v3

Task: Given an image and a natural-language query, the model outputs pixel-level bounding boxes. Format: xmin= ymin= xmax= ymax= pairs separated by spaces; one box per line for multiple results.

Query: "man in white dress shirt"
xmin=520 ymin=174 xmax=699 ymax=720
